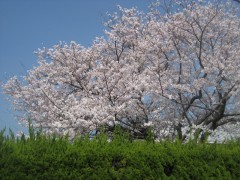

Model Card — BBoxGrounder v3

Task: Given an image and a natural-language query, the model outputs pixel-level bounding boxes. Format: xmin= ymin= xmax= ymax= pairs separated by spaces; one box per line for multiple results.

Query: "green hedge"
xmin=0 ymin=129 xmax=240 ymax=179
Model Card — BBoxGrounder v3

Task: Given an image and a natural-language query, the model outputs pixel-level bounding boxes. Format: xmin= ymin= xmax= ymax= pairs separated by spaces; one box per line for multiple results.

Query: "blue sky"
xmin=0 ymin=0 xmax=150 ymax=133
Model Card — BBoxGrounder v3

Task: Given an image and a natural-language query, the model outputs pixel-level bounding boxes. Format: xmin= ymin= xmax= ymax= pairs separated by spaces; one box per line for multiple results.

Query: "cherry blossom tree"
xmin=3 ymin=0 xmax=240 ymax=141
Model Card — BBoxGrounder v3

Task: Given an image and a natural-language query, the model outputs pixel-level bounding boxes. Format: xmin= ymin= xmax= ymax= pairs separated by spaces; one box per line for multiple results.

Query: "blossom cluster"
xmin=3 ymin=0 xmax=240 ymax=140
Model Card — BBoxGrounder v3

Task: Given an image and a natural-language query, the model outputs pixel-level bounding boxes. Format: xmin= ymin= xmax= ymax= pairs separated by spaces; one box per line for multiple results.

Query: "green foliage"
xmin=0 ymin=128 xmax=240 ymax=179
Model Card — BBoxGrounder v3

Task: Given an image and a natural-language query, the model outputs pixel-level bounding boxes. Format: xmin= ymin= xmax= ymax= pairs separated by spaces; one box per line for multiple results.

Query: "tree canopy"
xmin=3 ymin=0 xmax=240 ymax=141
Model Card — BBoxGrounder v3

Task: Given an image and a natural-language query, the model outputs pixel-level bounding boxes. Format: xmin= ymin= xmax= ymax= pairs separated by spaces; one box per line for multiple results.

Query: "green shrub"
xmin=0 ymin=128 xmax=239 ymax=179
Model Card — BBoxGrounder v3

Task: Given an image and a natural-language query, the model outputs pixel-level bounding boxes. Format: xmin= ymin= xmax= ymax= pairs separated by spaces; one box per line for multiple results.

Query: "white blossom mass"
xmin=3 ymin=0 xmax=240 ymax=141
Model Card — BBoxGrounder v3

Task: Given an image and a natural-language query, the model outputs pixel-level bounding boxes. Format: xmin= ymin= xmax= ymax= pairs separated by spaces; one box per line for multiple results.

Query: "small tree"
xmin=3 ymin=0 xmax=240 ymax=141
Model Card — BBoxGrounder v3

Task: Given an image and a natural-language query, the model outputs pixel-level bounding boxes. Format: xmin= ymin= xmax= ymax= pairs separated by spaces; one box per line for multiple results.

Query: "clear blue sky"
xmin=0 ymin=0 xmax=150 ymax=134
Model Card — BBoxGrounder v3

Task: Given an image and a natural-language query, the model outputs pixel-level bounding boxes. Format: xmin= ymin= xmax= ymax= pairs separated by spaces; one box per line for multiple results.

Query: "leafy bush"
xmin=0 ymin=128 xmax=240 ymax=179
